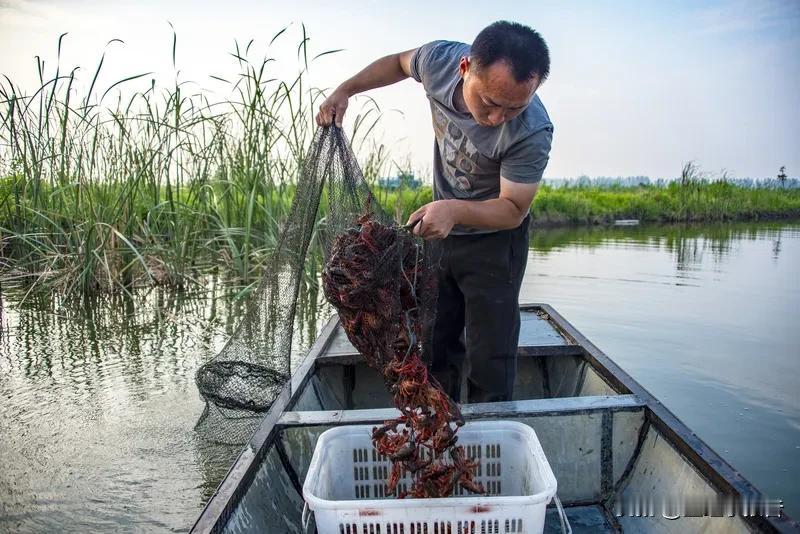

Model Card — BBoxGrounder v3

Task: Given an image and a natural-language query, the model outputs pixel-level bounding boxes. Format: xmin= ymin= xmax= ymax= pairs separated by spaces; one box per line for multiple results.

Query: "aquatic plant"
xmin=0 ymin=27 xmax=389 ymax=294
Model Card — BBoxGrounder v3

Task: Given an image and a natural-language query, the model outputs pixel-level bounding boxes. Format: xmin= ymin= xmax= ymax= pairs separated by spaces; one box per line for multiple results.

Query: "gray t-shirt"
xmin=410 ymin=40 xmax=554 ymax=234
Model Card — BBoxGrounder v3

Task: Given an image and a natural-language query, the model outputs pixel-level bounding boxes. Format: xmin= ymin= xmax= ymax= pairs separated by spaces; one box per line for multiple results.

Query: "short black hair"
xmin=471 ymin=21 xmax=550 ymax=83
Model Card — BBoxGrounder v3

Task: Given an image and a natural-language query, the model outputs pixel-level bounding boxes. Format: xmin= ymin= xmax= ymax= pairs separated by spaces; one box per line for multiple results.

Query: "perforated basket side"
xmin=302 ymin=422 xmax=558 ymax=534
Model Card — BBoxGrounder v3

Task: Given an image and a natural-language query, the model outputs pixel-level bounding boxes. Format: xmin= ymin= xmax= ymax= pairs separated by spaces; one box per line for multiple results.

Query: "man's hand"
xmin=315 ymin=49 xmax=417 ymax=128
xmin=406 ymin=179 xmax=539 ymax=239
xmin=406 ymin=200 xmax=457 ymax=240
xmin=316 ymin=88 xmax=349 ymax=127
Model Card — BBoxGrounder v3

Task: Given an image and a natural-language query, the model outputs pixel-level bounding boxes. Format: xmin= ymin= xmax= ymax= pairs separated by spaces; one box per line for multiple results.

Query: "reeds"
xmin=3 ymin=32 xmax=798 ymax=296
xmin=0 ymin=29 xmax=389 ymax=295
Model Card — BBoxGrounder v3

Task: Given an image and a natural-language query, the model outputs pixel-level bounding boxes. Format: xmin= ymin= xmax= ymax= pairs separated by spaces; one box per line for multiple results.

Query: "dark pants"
xmin=428 ymin=216 xmax=530 ymax=403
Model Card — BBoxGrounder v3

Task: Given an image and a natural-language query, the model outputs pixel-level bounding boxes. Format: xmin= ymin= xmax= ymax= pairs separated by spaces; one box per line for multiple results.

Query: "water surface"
xmin=0 ymin=220 xmax=797 ymax=531
xmin=521 ymin=221 xmax=799 ymax=517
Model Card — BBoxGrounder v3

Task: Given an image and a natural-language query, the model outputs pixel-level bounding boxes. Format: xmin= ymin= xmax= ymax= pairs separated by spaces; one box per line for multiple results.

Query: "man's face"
xmin=459 ymin=57 xmax=539 ymax=127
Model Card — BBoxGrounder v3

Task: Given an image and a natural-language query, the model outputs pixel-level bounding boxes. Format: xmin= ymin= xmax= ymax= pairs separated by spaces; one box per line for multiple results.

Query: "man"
xmin=317 ymin=20 xmax=553 ymax=403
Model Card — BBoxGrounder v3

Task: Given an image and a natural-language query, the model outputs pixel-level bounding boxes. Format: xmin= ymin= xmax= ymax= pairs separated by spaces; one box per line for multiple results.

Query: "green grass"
xmin=362 ymin=179 xmax=800 ymax=227
xmin=0 ymin=30 xmax=391 ymax=294
xmin=380 ymin=179 xmax=800 ymax=227
xmin=2 ymin=33 xmax=798 ymax=296
xmin=530 ymin=181 xmax=800 ymax=226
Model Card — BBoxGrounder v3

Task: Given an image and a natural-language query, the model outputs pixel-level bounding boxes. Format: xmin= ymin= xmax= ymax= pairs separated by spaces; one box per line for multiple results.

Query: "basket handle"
xmin=554 ymin=494 xmax=572 ymax=534
xmin=302 ymin=501 xmax=312 ymax=532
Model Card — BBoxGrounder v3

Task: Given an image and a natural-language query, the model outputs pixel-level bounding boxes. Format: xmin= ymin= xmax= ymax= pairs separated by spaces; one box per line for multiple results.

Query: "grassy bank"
xmin=0 ymin=31 xmax=391 ymax=294
xmin=2 ymin=33 xmax=798 ymax=295
xmin=4 ymin=173 xmax=796 ymax=293
xmin=529 ymin=180 xmax=800 ymax=226
xmin=369 ymin=179 xmax=800 ymax=226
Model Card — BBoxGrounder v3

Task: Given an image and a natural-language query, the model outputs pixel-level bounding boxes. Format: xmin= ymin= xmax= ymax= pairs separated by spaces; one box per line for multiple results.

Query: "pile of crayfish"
xmin=322 ymin=213 xmax=484 ymax=498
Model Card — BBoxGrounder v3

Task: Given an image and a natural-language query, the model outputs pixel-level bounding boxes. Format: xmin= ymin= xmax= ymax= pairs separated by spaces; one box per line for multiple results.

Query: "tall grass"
xmin=3 ymin=33 xmax=798 ymax=297
xmin=0 ymin=29 xmax=389 ymax=295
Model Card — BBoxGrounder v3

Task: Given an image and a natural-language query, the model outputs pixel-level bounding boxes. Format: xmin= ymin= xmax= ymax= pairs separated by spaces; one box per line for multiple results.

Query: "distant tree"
xmin=398 ymin=169 xmax=415 ymax=187
xmin=777 ymin=166 xmax=787 ymax=188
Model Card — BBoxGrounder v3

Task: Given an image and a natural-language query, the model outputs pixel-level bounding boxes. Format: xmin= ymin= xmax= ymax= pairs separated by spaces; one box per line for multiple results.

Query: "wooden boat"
xmin=191 ymin=304 xmax=798 ymax=533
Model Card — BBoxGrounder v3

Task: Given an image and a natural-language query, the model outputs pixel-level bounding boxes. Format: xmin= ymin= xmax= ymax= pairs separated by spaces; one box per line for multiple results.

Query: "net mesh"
xmin=195 ymin=125 xmax=482 ymax=496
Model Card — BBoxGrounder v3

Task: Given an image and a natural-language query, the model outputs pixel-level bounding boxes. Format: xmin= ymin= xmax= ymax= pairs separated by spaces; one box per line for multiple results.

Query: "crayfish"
xmin=322 ymin=213 xmax=484 ymax=498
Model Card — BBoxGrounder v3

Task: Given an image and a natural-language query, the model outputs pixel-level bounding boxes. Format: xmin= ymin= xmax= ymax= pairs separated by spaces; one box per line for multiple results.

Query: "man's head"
xmin=459 ymin=21 xmax=550 ymax=127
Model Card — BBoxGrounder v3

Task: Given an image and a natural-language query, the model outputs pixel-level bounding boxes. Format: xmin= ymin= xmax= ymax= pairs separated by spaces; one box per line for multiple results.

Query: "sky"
xmin=1 ymin=0 xmax=799 ymax=180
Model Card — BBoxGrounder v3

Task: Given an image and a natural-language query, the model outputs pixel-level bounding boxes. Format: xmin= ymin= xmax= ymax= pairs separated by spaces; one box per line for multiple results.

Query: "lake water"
xmin=0 ymin=220 xmax=797 ymax=531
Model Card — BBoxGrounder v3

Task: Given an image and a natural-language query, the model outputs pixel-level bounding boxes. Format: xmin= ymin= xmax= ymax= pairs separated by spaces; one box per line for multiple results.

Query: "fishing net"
xmin=194 ymin=125 xmax=335 ymax=445
xmin=195 ymin=125 xmax=482 ymax=497
xmin=322 ymin=215 xmax=484 ymax=497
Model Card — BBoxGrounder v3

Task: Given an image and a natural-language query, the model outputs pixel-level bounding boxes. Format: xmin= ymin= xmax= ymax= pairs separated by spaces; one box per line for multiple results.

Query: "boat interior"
xmin=192 ymin=305 xmax=792 ymax=534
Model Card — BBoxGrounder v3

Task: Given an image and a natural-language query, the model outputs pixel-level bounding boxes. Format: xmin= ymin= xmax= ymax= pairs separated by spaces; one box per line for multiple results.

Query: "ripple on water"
xmin=0 ymin=284 xmax=250 ymax=533
xmin=1 ymin=221 xmax=799 ymax=529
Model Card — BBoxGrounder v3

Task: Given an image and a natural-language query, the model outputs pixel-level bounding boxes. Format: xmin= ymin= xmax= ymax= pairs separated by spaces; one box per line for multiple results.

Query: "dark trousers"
xmin=428 ymin=216 xmax=530 ymax=403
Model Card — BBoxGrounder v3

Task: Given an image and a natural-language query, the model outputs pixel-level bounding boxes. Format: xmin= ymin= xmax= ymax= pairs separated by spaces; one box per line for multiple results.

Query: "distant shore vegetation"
xmin=378 ymin=165 xmax=800 ymax=228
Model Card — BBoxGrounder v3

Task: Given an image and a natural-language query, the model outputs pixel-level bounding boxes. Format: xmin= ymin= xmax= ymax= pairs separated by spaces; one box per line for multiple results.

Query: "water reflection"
xmin=0 ymin=277 xmax=325 ymax=533
xmin=523 ymin=219 xmax=800 ymax=517
xmin=0 ymin=220 xmax=798 ymax=531
xmin=530 ymin=220 xmax=795 ymax=270
xmin=193 ymin=269 xmax=330 ymax=446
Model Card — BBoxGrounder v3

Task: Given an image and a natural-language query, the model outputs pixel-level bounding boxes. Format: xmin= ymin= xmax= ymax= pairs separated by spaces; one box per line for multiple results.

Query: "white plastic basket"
xmin=302 ymin=420 xmax=569 ymax=534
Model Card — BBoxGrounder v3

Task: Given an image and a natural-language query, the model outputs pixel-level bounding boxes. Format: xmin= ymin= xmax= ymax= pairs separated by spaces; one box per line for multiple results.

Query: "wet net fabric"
xmin=194 ymin=126 xmax=345 ymax=444
xmin=194 ymin=125 xmax=397 ymax=444
xmin=194 ymin=126 xmax=481 ymax=497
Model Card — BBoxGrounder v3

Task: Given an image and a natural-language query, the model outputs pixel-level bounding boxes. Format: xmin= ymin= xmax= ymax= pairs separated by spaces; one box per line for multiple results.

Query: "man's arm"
xmin=316 ymin=48 xmax=418 ymax=127
xmin=407 ymin=178 xmax=538 ymax=239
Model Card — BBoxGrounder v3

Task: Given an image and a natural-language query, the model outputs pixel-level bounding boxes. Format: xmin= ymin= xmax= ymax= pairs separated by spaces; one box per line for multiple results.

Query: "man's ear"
xmin=458 ymin=56 xmax=470 ymax=78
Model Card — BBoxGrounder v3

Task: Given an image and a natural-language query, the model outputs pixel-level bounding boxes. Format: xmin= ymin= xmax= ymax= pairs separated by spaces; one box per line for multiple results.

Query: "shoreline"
xmin=3 ymin=178 xmax=799 ymax=294
xmin=528 ymin=211 xmax=800 ymax=228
